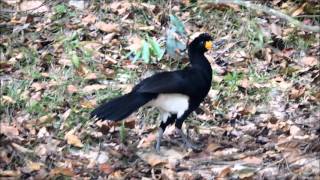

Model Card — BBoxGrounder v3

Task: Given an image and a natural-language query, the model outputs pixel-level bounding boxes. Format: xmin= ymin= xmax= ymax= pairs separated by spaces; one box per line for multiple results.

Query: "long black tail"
xmin=91 ymin=92 xmax=155 ymax=121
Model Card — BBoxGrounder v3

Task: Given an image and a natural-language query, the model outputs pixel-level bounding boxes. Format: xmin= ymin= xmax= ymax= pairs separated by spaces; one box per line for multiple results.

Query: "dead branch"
xmin=207 ymin=0 xmax=320 ymax=33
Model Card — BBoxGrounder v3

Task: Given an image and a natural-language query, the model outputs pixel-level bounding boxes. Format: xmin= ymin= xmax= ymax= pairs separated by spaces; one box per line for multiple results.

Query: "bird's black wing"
xmin=134 ymin=68 xmax=200 ymax=95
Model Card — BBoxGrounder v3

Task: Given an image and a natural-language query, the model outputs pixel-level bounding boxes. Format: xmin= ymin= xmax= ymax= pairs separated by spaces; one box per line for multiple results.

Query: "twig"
xmin=206 ymin=0 xmax=320 ymax=33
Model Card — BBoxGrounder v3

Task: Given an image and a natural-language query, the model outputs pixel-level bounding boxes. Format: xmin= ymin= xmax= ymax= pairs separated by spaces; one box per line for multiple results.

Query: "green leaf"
xmin=141 ymin=41 xmax=150 ymax=63
xmin=166 ymin=30 xmax=186 ymax=57
xmin=169 ymin=15 xmax=185 ymax=35
xmin=148 ymin=37 xmax=164 ymax=60
xmin=132 ymin=50 xmax=142 ymax=63
xmin=71 ymin=52 xmax=80 ymax=68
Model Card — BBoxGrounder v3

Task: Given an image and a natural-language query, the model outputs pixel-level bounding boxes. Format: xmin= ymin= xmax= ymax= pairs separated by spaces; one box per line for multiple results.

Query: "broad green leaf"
xmin=169 ymin=15 xmax=185 ymax=35
xmin=132 ymin=50 xmax=142 ymax=63
xmin=166 ymin=30 xmax=186 ymax=57
xmin=71 ymin=52 xmax=80 ymax=68
xmin=148 ymin=37 xmax=164 ymax=60
xmin=141 ymin=41 xmax=150 ymax=63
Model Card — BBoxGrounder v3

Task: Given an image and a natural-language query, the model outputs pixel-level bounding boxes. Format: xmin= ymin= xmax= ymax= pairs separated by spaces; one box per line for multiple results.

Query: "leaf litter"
xmin=0 ymin=0 xmax=319 ymax=179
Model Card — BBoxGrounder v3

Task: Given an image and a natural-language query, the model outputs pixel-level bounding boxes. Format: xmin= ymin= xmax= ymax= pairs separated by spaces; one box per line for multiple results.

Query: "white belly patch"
xmin=147 ymin=93 xmax=189 ymax=118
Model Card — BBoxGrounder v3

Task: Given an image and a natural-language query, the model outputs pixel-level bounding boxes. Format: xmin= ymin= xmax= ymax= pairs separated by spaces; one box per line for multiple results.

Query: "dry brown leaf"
xmin=37 ymin=127 xmax=49 ymax=139
xmin=300 ymin=56 xmax=318 ymax=66
xmin=82 ymin=84 xmax=107 ymax=93
xmin=290 ymin=125 xmax=304 ymax=136
xmin=205 ymin=143 xmax=221 ymax=152
xmin=50 ymin=167 xmax=74 ymax=177
xmin=67 ymin=85 xmax=78 ymax=94
xmin=217 ymin=167 xmax=232 ymax=178
xmin=31 ymin=82 xmax=45 ymax=91
xmin=84 ymin=73 xmax=98 ymax=80
xmin=270 ymin=23 xmax=282 ymax=36
xmin=239 ymin=78 xmax=250 ymax=89
xmin=65 ymin=134 xmax=83 ymax=148
xmin=11 ymin=143 xmax=33 ymax=153
xmin=82 ymin=14 xmax=97 ymax=25
xmin=0 ymin=124 xmax=19 ymax=138
xmin=80 ymin=100 xmax=96 ymax=109
xmin=137 ymin=133 xmax=156 ymax=148
xmin=27 ymin=161 xmax=44 ymax=171
xmin=291 ymin=2 xmax=307 ymax=17
xmin=37 ymin=114 xmax=56 ymax=125
xmin=242 ymin=156 xmax=263 ymax=165
xmin=289 ymin=86 xmax=305 ymax=99
xmin=128 ymin=35 xmax=143 ymax=51
xmin=99 ymin=163 xmax=114 ymax=174
xmin=80 ymin=41 xmax=103 ymax=51
xmin=2 ymin=96 xmax=15 ymax=104
xmin=19 ymin=1 xmax=48 ymax=13
xmin=0 ymin=170 xmax=21 ymax=177
xmin=95 ymin=22 xmax=120 ymax=33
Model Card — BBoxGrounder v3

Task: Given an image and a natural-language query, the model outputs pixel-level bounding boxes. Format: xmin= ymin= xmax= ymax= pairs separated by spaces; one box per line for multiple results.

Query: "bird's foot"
xmin=176 ymin=128 xmax=203 ymax=151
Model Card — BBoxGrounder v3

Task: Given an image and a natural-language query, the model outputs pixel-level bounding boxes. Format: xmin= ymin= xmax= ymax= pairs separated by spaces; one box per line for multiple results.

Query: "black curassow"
xmin=91 ymin=33 xmax=213 ymax=152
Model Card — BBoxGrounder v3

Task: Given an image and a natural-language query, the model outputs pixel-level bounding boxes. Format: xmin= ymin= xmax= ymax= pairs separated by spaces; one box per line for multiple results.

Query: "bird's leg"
xmin=156 ymin=112 xmax=177 ymax=152
xmin=156 ymin=128 xmax=164 ymax=153
xmin=175 ymin=111 xmax=202 ymax=150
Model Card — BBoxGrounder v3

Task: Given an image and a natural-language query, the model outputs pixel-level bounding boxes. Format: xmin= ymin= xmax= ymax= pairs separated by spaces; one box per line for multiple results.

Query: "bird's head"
xmin=188 ymin=33 xmax=213 ymax=53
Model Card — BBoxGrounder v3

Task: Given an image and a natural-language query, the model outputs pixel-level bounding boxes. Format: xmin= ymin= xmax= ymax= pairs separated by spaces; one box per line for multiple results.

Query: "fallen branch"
xmin=207 ymin=0 xmax=320 ymax=33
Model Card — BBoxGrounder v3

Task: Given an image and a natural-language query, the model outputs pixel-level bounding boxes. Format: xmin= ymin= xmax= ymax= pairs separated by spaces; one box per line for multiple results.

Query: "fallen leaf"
xmin=0 ymin=124 xmax=19 ymax=138
xmin=242 ymin=156 xmax=263 ymax=165
xmin=84 ymin=73 xmax=97 ymax=80
xmin=27 ymin=161 xmax=44 ymax=171
xmin=137 ymin=133 xmax=156 ymax=148
xmin=82 ymin=84 xmax=107 ymax=93
xmin=37 ymin=127 xmax=49 ymax=139
xmin=270 ymin=23 xmax=282 ymax=36
xmin=11 ymin=143 xmax=33 ymax=153
xmin=82 ymin=14 xmax=96 ymax=25
xmin=31 ymin=82 xmax=45 ymax=91
xmin=80 ymin=100 xmax=96 ymax=109
xmin=19 ymin=1 xmax=48 ymax=13
xmin=95 ymin=22 xmax=120 ymax=33
xmin=1 ymin=96 xmax=15 ymax=104
xmin=65 ymin=132 xmax=83 ymax=148
xmin=290 ymin=125 xmax=304 ymax=136
xmin=0 ymin=170 xmax=21 ymax=177
xmin=50 ymin=167 xmax=74 ymax=177
xmin=289 ymin=86 xmax=305 ymax=99
xmin=99 ymin=163 xmax=114 ymax=174
xmin=67 ymin=85 xmax=78 ymax=94
xmin=300 ymin=56 xmax=318 ymax=66
xmin=217 ymin=167 xmax=232 ymax=178
xmin=291 ymin=2 xmax=307 ymax=17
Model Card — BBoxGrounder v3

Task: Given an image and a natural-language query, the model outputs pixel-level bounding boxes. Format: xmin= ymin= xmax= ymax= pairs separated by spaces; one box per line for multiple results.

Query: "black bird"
xmin=91 ymin=33 xmax=213 ymax=152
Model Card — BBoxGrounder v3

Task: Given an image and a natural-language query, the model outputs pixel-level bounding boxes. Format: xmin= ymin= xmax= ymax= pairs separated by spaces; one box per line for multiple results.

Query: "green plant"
xmin=166 ymin=15 xmax=187 ymax=57
xmin=129 ymin=35 xmax=164 ymax=63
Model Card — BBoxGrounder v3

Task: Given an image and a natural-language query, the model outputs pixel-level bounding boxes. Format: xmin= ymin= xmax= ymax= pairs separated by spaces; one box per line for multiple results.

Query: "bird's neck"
xmin=189 ymin=50 xmax=212 ymax=76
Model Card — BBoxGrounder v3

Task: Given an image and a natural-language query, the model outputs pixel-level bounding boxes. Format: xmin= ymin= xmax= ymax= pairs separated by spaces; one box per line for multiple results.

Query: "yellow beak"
xmin=205 ymin=41 xmax=213 ymax=50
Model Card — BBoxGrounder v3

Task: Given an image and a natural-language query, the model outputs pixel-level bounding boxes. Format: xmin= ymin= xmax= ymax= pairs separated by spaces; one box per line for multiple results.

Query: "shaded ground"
xmin=0 ymin=0 xmax=319 ymax=179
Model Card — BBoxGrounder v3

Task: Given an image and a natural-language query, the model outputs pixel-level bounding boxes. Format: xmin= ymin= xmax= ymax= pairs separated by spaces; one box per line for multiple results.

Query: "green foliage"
xmin=224 ymin=71 xmax=242 ymax=92
xmin=169 ymin=15 xmax=186 ymax=35
xmin=129 ymin=36 xmax=164 ymax=63
xmin=244 ymin=19 xmax=266 ymax=51
xmin=166 ymin=15 xmax=187 ymax=57
xmin=53 ymin=4 xmax=75 ymax=20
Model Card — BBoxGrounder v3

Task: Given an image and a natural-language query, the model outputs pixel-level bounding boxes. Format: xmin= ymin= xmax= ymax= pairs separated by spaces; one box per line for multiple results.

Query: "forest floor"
xmin=0 ymin=0 xmax=319 ymax=179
